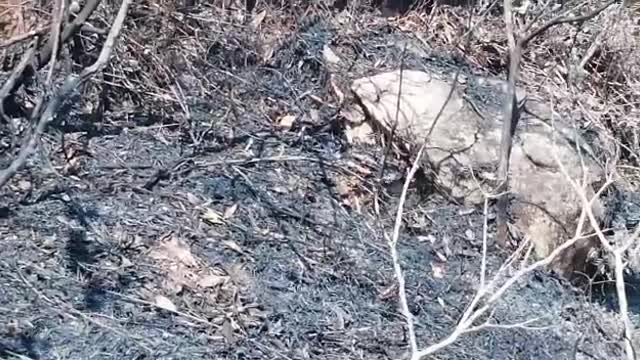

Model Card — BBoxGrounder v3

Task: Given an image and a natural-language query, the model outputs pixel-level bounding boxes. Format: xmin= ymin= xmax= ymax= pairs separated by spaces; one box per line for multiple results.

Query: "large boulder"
xmin=351 ymin=69 xmax=606 ymax=278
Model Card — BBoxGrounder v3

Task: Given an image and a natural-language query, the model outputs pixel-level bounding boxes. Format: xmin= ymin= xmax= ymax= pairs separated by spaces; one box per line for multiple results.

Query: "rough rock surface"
xmin=351 ymin=69 xmax=606 ymax=277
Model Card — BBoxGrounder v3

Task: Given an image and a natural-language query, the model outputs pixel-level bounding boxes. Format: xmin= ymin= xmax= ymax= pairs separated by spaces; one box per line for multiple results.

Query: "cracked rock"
xmin=352 ymin=69 xmax=607 ymax=278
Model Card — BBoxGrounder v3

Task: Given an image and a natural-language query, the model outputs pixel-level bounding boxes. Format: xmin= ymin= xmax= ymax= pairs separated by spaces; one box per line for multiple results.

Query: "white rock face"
xmin=351 ymin=69 xmax=605 ymax=277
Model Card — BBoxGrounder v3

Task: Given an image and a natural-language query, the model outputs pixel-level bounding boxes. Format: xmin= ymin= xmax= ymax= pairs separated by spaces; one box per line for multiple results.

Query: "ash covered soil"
xmin=0 ymin=2 xmax=633 ymax=359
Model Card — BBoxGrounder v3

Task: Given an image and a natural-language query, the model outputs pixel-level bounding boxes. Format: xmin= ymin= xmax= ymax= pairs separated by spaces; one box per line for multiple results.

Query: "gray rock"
xmin=351 ymin=69 xmax=606 ymax=277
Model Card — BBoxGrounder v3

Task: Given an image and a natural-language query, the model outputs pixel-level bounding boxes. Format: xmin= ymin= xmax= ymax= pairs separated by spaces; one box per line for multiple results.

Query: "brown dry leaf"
xmin=164 ymin=263 xmax=196 ymax=294
xmin=163 ymin=274 xmax=185 ymax=295
xmin=149 ymin=235 xmax=197 ymax=267
xmin=120 ymin=256 xmax=133 ymax=268
xmin=378 ymin=283 xmax=397 ymax=301
xmin=345 ymin=160 xmax=372 ymax=176
xmin=154 ymin=295 xmax=177 ymax=312
xmin=227 ymin=263 xmax=252 ymax=288
xmin=222 ymin=240 xmax=243 ymax=254
xmin=341 ymin=106 xmax=365 ymax=125
xmin=185 ymin=192 xmax=200 ymax=206
xmin=219 ymin=319 xmax=235 ymax=343
xmin=323 ymin=45 xmax=341 ymax=64
xmin=198 ymin=274 xmax=229 ymax=288
xmin=250 ymin=10 xmax=267 ymax=28
xmin=431 ymin=263 xmax=445 ymax=279
xmin=16 ymin=180 xmax=31 ymax=192
xmin=261 ymin=41 xmax=277 ymax=63
xmin=345 ymin=122 xmax=375 ymax=145
xmin=202 ymin=208 xmax=224 ymax=225
xmin=223 ymin=203 xmax=238 ymax=219
xmin=63 ymin=157 xmax=81 ymax=175
xmin=330 ymin=76 xmax=345 ymax=104
xmin=335 ymin=178 xmax=351 ymax=197
xmin=277 ymin=114 xmax=296 ymax=129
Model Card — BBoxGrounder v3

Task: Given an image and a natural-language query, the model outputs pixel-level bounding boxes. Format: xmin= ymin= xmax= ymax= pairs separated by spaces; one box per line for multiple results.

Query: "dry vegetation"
xmin=2 ymin=0 xmax=640 ymax=359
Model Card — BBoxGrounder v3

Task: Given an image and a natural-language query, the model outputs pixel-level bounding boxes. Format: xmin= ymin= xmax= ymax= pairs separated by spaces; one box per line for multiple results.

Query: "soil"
xmin=0 ymin=1 xmax=635 ymax=359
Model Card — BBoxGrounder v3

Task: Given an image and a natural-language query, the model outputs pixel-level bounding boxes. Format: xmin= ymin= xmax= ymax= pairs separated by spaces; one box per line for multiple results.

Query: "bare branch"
xmin=0 ymin=40 xmax=39 ymax=147
xmin=0 ymin=0 xmax=102 ymax=117
xmin=521 ymin=0 xmax=617 ymax=49
xmin=46 ymin=0 xmax=65 ymax=85
xmin=0 ymin=0 xmax=132 ymax=189
xmin=0 ymin=26 xmax=49 ymax=49
xmin=495 ymin=0 xmax=522 ymax=247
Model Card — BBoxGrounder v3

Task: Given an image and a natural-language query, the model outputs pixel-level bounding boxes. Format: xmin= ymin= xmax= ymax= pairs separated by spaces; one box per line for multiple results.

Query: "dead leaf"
xmin=341 ymin=106 xmax=365 ymax=125
xmin=378 ymin=283 xmax=397 ymax=301
xmin=335 ymin=178 xmax=351 ymax=197
xmin=149 ymin=235 xmax=197 ymax=267
xmin=250 ymin=10 xmax=267 ymax=28
xmin=323 ymin=45 xmax=341 ymax=64
xmin=120 ymin=256 xmax=133 ymax=268
xmin=345 ymin=122 xmax=374 ymax=145
xmin=417 ymin=234 xmax=436 ymax=243
xmin=17 ymin=180 xmax=31 ymax=191
xmin=277 ymin=114 xmax=296 ymax=129
xmin=154 ymin=295 xmax=177 ymax=312
xmin=198 ymin=274 xmax=228 ymax=288
xmin=222 ymin=240 xmax=243 ymax=254
xmin=227 ymin=263 xmax=252 ymax=288
xmin=331 ymin=305 xmax=347 ymax=330
xmin=309 ymin=108 xmax=321 ymax=123
xmin=261 ymin=42 xmax=276 ymax=63
xmin=223 ymin=203 xmax=238 ymax=219
xmin=431 ymin=263 xmax=445 ymax=279
xmin=163 ymin=273 xmax=185 ymax=295
xmin=330 ymin=76 xmax=344 ymax=104
xmin=185 ymin=192 xmax=200 ymax=206
xmin=220 ymin=319 xmax=235 ymax=343
xmin=202 ymin=208 xmax=224 ymax=225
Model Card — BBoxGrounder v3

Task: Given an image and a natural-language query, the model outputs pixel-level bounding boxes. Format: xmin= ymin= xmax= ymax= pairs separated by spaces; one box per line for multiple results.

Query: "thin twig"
xmin=496 ymin=0 xmax=521 ymax=247
xmin=521 ymin=0 xmax=617 ymax=48
xmin=0 ymin=25 xmax=49 ymax=48
xmin=46 ymin=0 xmax=65 ymax=84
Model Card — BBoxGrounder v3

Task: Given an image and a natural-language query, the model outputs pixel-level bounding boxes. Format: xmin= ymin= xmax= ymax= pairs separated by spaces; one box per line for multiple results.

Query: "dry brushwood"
xmin=0 ymin=0 xmax=132 ymax=189
xmin=0 ymin=0 xmax=102 ymax=119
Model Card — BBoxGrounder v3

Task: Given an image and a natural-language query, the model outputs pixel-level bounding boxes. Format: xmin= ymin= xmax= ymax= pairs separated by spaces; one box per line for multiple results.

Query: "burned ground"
xmin=0 ymin=1 xmax=637 ymax=359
